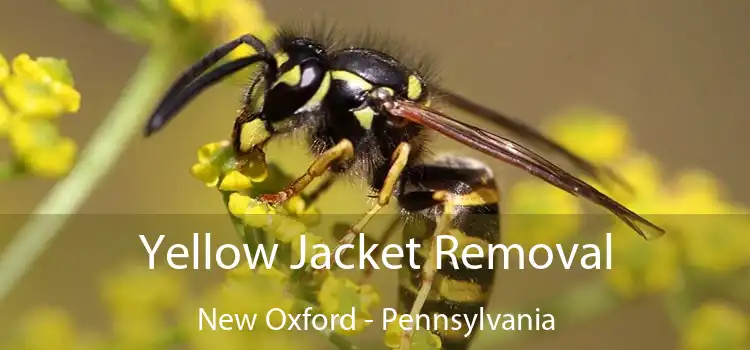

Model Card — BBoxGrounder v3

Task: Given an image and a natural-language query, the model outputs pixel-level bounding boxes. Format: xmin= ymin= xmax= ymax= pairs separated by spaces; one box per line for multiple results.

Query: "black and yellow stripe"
xmin=397 ymin=156 xmax=500 ymax=350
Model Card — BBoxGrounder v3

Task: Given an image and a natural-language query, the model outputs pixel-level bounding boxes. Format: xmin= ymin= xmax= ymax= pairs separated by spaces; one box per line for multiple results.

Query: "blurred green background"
xmin=1 ymin=1 xmax=749 ymax=349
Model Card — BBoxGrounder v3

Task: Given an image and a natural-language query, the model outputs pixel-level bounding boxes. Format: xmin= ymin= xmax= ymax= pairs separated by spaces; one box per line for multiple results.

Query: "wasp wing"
xmin=435 ymin=88 xmax=632 ymax=193
xmin=385 ymin=98 xmax=665 ymax=240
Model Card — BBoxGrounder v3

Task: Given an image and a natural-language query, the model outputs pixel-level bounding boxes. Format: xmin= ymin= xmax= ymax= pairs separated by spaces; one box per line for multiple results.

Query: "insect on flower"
xmin=143 ymin=22 xmax=666 ymax=350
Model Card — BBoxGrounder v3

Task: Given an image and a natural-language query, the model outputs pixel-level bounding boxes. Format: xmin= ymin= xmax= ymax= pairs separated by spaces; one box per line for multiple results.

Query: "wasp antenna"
xmin=145 ymin=56 xmax=272 ymax=136
xmin=144 ymin=35 xmax=275 ymax=136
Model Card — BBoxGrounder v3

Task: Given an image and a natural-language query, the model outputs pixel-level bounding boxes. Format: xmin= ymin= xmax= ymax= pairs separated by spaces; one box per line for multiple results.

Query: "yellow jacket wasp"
xmin=144 ymin=25 xmax=665 ymax=350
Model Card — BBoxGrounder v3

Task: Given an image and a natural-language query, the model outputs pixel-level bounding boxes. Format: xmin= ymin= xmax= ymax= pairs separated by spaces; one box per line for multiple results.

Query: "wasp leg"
xmin=336 ymin=142 xmax=411 ymax=247
xmin=400 ymin=194 xmax=454 ymax=350
xmin=259 ymin=139 xmax=354 ymax=205
xmin=303 ymin=173 xmax=339 ymax=207
xmin=358 ymin=216 xmax=402 ymax=284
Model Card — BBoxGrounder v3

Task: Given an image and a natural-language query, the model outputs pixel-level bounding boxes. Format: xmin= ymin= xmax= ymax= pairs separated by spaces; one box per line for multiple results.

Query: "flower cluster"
xmin=189 ymin=140 xmax=387 ymax=345
xmin=540 ymin=107 xmax=750 ymax=350
xmin=0 ymin=53 xmax=81 ymax=179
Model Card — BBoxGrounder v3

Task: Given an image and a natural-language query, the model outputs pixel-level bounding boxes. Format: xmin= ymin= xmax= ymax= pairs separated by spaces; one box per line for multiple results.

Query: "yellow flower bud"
xmin=226 ymin=266 xmax=253 ymax=281
xmin=169 ymin=0 xmax=228 ymax=22
xmin=3 ymin=75 xmax=80 ymax=118
xmin=0 ymin=54 xmax=8 ymax=85
xmin=291 ymin=232 xmax=325 ymax=265
xmin=219 ymin=0 xmax=277 ymax=60
xmin=668 ymin=170 xmax=723 ymax=214
xmin=6 ymin=118 xmax=77 ymax=177
xmin=296 ymin=205 xmax=322 ymax=227
xmin=544 ymin=108 xmax=630 ymax=164
xmin=227 ymin=192 xmax=253 ymax=217
xmin=20 ymin=308 xmax=77 ymax=350
xmin=23 ymin=137 xmax=77 ymax=178
xmin=227 ymin=193 xmax=277 ymax=228
xmin=190 ymin=162 xmax=220 ymax=186
xmin=196 ymin=141 xmax=225 ymax=163
xmin=283 ymin=195 xmax=307 ymax=215
xmin=318 ymin=275 xmax=380 ymax=335
xmin=680 ymin=216 xmax=750 ymax=274
xmin=683 ymin=302 xmax=749 ymax=350
xmin=12 ymin=54 xmax=51 ymax=81
xmin=4 ymin=54 xmax=80 ymax=117
xmin=0 ymin=99 xmax=11 ymax=135
xmin=256 ymin=266 xmax=289 ymax=285
xmin=384 ymin=314 xmax=442 ymax=350
xmin=505 ymin=180 xmax=581 ymax=247
xmin=604 ymin=232 xmax=680 ymax=298
xmin=268 ymin=216 xmax=307 ymax=243
xmin=8 ymin=116 xmax=54 ymax=154
xmin=50 ymin=82 xmax=81 ymax=113
xmin=218 ymin=170 xmax=252 ymax=191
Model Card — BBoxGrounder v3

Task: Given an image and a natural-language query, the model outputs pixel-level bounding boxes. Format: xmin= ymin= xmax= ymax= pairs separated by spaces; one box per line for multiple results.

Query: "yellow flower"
xmin=0 ymin=52 xmax=80 ymax=180
xmin=609 ymin=154 xmax=662 ymax=201
xmin=24 ymin=137 xmax=77 ymax=178
xmin=184 ymin=267 xmax=295 ymax=350
xmin=101 ymin=264 xmax=186 ymax=319
xmin=0 ymin=98 xmax=11 ymax=135
xmin=17 ymin=308 xmax=77 ymax=350
xmin=256 ymin=265 xmax=290 ymax=284
xmin=384 ymin=315 xmax=442 ymax=350
xmin=226 ymin=192 xmax=318 ymax=244
xmin=505 ymin=179 xmax=582 ymax=247
xmin=4 ymin=54 xmax=80 ymax=118
xmin=190 ymin=161 xmax=221 ymax=186
xmin=190 ymin=141 xmax=267 ymax=189
xmin=283 ymin=195 xmax=307 ymax=216
xmin=318 ymin=275 xmax=380 ymax=334
xmin=190 ymin=141 xmax=228 ymax=187
xmin=604 ymin=230 xmax=681 ymax=298
xmin=658 ymin=170 xmax=750 ymax=273
xmin=219 ymin=169 xmax=253 ymax=191
xmin=291 ymin=232 xmax=328 ymax=266
xmin=111 ymin=314 xmax=166 ymax=350
xmin=683 ymin=302 xmax=749 ymax=350
xmin=7 ymin=118 xmax=78 ymax=177
xmin=184 ymin=267 xmax=299 ymax=349
xmin=678 ymin=213 xmax=750 ymax=274
xmin=169 ymin=0 xmax=228 ymax=22
xmin=544 ymin=107 xmax=631 ymax=164
xmin=99 ymin=265 xmax=187 ymax=349
xmin=0 ymin=53 xmax=8 ymax=84
xmin=169 ymin=0 xmax=277 ymax=61
xmin=666 ymin=170 xmax=726 ymax=214
xmin=283 ymin=195 xmax=322 ymax=226
xmin=217 ymin=271 xmax=293 ymax=316
xmin=215 ymin=0 xmax=277 ymax=60
xmin=228 ymin=192 xmax=276 ymax=224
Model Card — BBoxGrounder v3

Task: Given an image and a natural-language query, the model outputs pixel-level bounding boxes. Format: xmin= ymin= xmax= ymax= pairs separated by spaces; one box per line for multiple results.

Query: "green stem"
xmin=0 ymin=49 xmax=174 ymax=304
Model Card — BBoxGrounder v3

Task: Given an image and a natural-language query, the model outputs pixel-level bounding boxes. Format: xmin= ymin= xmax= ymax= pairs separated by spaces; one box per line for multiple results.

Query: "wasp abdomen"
xmin=397 ymin=155 xmax=500 ymax=349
